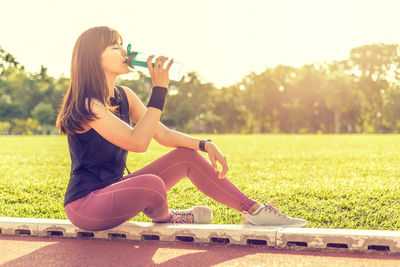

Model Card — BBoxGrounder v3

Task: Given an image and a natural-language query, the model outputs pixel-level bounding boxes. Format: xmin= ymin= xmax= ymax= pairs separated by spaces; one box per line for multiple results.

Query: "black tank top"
xmin=64 ymin=85 xmax=130 ymax=207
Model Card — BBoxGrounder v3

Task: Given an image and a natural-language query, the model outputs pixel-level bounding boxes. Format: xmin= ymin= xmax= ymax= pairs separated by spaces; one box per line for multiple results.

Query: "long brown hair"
xmin=56 ymin=26 xmax=122 ymax=135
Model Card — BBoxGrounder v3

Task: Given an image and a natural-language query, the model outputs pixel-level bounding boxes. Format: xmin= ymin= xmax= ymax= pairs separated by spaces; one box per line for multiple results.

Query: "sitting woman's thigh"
xmin=65 ymin=174 xmax=168 ymax=231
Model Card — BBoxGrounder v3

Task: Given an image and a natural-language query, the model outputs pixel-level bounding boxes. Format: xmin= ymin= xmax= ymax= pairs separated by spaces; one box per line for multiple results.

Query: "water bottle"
xmin=125 ymin=44 xmax=185 ymax=81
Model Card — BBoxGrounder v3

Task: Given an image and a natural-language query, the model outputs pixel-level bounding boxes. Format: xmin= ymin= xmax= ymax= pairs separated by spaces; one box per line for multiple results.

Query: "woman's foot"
xmin=169 ymin=206 xmax=213 ymax=224
xmin=242 ymin=202 xmax=307 ymax=227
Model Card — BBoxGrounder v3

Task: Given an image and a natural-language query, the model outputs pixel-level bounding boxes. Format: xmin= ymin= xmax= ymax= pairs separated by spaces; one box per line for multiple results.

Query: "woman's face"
xmin=101 ymin=39 xmax=129 ymax=75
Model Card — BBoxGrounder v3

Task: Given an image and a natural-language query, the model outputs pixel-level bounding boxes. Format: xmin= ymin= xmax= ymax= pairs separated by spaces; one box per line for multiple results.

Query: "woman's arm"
xmin=122 ymin=86 xmax=204 ymax=151
xmin=85 ymin=55 xmax=172 ymax=153
xmin=121 ymin=86 xmax=228 ymax=178
xmin=123 ymin=85 xmax=213 ymax=148
xmin=86 ymin=97 xmax=162 ymax=153
xmin=155 ymin=129 xmax=203 ymax=150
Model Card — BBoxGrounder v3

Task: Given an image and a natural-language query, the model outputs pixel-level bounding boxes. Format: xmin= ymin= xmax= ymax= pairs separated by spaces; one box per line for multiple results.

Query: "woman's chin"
xmin=116 ymin=68 xmax=130 ymax=75
xmin=116 ymin=70 xmax=130 ymax=77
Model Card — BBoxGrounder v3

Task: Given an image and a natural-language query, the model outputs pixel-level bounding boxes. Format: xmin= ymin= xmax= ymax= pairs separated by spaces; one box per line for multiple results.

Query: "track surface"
xmin=1 ymin=235 xmax=400 ymax=266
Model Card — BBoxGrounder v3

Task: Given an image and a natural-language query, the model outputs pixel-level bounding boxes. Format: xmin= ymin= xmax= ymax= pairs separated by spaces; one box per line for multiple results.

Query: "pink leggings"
xmin=65 ymin=148 xmax=257 ymax=231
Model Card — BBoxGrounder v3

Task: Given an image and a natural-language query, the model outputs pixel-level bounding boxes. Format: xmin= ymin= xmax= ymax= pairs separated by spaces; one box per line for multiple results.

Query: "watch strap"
xmin=199 ymin=139 xmax=212 ymax=152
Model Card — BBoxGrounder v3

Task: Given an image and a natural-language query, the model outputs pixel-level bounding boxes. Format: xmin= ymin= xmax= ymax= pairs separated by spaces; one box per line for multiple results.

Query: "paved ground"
xmin=1 ymin=235 xmax=400 ymax=266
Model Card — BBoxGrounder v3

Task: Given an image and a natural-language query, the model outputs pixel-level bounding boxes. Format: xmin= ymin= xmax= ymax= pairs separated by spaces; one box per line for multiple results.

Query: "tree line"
xmin=0 ymin=43 xmax=399 ymax=134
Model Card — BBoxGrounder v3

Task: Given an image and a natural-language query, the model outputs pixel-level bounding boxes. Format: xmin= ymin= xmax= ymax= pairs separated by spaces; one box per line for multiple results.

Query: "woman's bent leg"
xmin=123 ymin=148 xmax=257 ymax=212
xmin=65 ymin=174 xmax=171 ymax=231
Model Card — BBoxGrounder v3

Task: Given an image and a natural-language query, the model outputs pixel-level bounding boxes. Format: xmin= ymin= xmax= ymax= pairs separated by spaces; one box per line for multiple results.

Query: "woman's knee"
xmin=171 ymin=147 xmax=200 ymax=159
xmin=119 ymin=174 xmax=167 ymax=198
xmin=139 ymin=174 xmax=167 ymax=192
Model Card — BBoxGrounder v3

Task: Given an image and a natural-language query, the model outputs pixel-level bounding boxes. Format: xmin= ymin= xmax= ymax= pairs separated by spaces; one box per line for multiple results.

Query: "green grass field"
xmin=1 ymin=134 xmax=400 ymax=230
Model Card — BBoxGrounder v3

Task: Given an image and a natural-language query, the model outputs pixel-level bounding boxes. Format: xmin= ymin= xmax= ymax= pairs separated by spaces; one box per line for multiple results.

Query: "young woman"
xmin=56 ymin=26 xmax=307 ymax=231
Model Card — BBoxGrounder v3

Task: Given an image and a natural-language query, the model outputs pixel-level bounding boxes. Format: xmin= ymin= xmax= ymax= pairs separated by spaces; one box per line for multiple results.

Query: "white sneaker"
xmin=242 ymin=202 xmax=307 ymax=227
xmin=169 ymin=206 xmax=213 ymax=224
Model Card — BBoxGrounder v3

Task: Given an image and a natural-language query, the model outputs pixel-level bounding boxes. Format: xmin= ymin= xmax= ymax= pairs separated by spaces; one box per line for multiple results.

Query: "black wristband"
xmin=147 ymin=86 xmax=168 ymax=111
xmin=199 ymin=139 xmax=212 ymax=152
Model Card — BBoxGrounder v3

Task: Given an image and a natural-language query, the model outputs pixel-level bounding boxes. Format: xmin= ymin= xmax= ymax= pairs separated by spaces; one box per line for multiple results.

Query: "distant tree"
xmin=0 ymin=46 xmax=23 ymax=71
xmin=162 ymin=72 xmax=215 ymax=132
xmin=1 ymin=43 xmax=400 ymax=135
xmin=0 ymin=121 xmax=11 ymax=134
xmin=211 ymin=84 xmax=248 ymax=133
xmin=10 ymin=118 xmax=41 ymax=135
xmin=241 ymin=69 xmax=282 ymax=133
xmin=287 ymin=64 xmax=328 ymax=133
xmin=321 ymin=60 xmax=357 ymax=133
xmin=382 ymin=86 xmax=400 ymax=132
xmin=32 ymin=102 xmax=55 ymax=134
xmin=350 ymin=43 xmax=400 ymax=133
xmin=270 ymin=65 xmax=297 ymax=133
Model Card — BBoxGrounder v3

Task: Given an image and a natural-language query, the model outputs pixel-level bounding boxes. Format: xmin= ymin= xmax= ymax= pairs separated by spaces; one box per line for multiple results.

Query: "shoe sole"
xmin=243 ymin=219 xmax=307 ymax=228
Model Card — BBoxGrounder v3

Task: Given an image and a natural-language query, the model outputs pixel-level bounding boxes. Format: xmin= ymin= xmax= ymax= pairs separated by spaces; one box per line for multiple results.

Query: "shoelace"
xmin=264 ymin=201 xmax=285 ymax=216
xmin=169 ymin=210 xmax=194 ymax=224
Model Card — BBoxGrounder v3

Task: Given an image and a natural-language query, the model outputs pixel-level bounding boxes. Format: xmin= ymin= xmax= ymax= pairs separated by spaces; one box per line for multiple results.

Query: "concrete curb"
xmin=0 ymin=217 xmax=399 ymax=253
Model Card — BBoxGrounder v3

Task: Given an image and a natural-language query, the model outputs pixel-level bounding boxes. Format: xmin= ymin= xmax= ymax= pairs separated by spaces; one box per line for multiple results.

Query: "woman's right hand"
xmin=147 ymin=55 xmax=174 ymax=88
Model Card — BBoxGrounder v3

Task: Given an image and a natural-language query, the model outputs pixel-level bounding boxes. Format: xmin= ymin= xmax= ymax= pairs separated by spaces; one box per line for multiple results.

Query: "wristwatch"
xmin=199 ymin=139 xmax=212 ymax=152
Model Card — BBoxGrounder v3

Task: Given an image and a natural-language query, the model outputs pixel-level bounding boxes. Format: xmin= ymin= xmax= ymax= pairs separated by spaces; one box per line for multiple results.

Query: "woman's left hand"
xmin=205 ymin=142 xmax=229 ymax=179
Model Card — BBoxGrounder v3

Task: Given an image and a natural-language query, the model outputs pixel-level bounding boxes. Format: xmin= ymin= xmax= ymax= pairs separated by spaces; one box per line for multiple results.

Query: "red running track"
xmin=1 ymin=235 xmax=400 ymax=266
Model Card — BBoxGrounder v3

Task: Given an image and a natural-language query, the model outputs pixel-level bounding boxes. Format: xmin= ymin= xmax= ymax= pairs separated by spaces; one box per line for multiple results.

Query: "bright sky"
xmin=1 ymin=0 xmax=399 ymax=88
